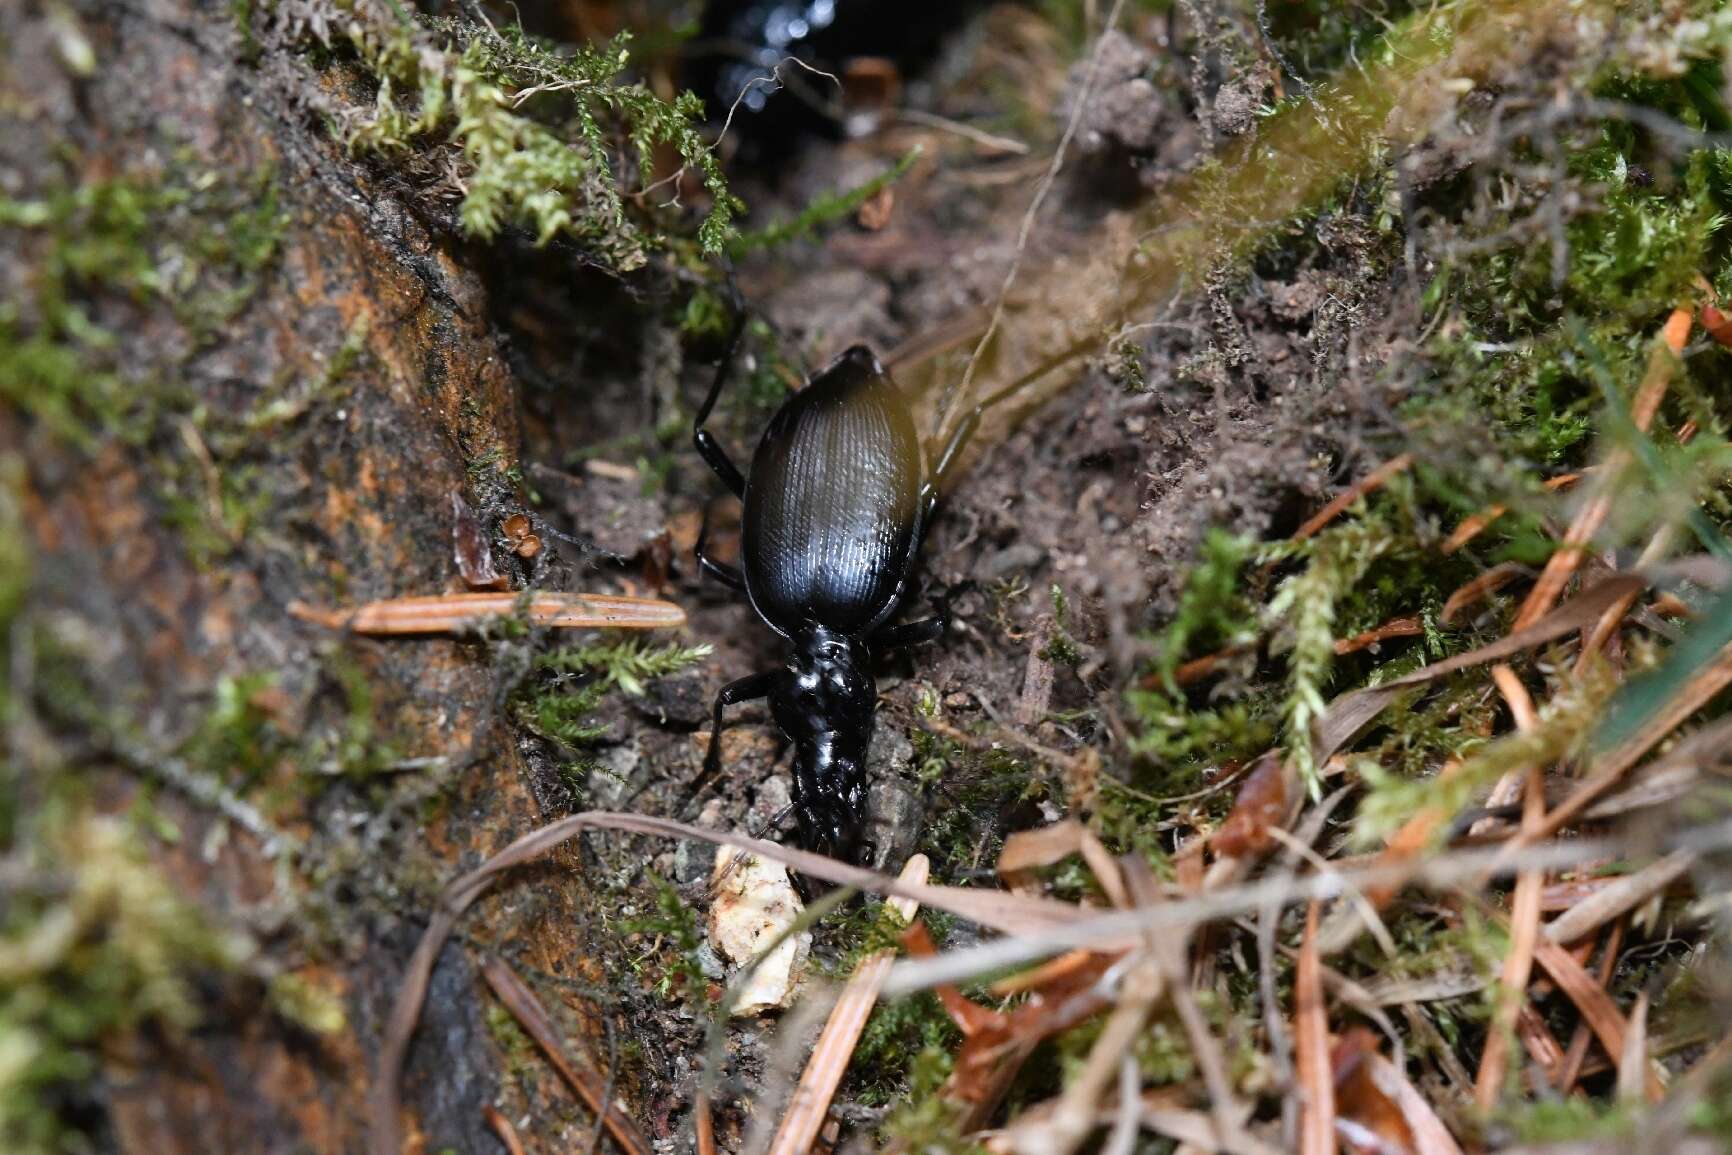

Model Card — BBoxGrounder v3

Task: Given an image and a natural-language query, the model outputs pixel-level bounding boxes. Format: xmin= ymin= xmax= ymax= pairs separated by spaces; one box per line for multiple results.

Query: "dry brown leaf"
xmin=1211 ymin=751 xmax=1292 ymax=860
xmin=451 ymin=492 xmax=509 ymax=590
xmin=996 ymin=820 xmax=1131 ymax=908
xmin=998 ymin=820 xmax=1088 ymax=892
xmin=1332 ymin=1027 xmax=1415 ymax=1155
xmin=1364 ymin=1053 xmax=1465 ymax=1155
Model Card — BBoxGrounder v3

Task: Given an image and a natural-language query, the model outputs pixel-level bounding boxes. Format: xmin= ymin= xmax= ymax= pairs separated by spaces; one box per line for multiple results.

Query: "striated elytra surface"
xmin=741 ymin=346 xmax=925 ymax=638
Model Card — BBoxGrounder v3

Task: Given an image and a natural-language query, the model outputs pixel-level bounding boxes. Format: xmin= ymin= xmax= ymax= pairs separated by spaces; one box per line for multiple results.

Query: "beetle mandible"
xmin=692 ymin=317 xmax=995 ymax=867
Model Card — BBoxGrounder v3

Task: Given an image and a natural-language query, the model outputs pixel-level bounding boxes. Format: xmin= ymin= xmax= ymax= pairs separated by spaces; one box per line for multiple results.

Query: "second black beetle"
xmin=692 ymin=329 xmax=990 ymax=867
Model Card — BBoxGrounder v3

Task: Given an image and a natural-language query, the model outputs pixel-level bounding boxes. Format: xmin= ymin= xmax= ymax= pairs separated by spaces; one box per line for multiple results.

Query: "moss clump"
xmin=620 ymin=872 xmax=707 ymax=1006
xmin=912 ymin=731 xmax=1050 ymax=879
xmin=329 ymin=5 xmax=736 ymax=266
xmin=878 ymin=1045 xmax=985 ymax=1155
xmin=727 ymin=146 xmax=922 ymax=255
xmin=0 ymin=818 xmax=253 ymax=1154
xmin=535 ymin=638 xmax=712 ymax=697
xmin=514 ymin=639 xmax=710 ymax=796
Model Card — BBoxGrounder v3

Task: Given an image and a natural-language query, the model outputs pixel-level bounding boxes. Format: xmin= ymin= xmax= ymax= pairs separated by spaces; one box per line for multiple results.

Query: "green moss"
xmin=1146 ymin=529 xmax=1259 ymax=693
xmin=535 ymin=639 xmax=711 ymax=697
xmin=911 ymin=732 xmax=1048 ymax=878
xmin=1499 ymin=1098 xmax=1634 ymax=1145
xmin=0 ymin=162 xmax=283 ymax=403
xmin=514 ymin=639 xmax=709 ymax=794
xmin=265 ymin=971 xmax=348 ymax=1035
xmin=331 ymin=8 xmax=735 ymax=265
xmin=304 ymin=652 xmax=402 ymax=779
xmin=1266 ymin=513 xmax=1404 ymax=793
xmin=878 ymin=1046 xmax=984 ymax=1155
xmin=1354 ymin=662 xmax=1616 ymax=847
xmin=620 ymin=872 xmax=706 ymax=1006
xmin=849 ymin=991 xmax=962 ymax=1105
xmin=728 ymin=147 xmax=921 ymax=255
xmin=177 ymin=673 xmax=291 ymax=792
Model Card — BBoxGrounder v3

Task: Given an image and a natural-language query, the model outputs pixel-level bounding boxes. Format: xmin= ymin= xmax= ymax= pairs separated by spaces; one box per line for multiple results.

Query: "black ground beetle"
xmin=692 ymin=322 xmax=998 ymax=867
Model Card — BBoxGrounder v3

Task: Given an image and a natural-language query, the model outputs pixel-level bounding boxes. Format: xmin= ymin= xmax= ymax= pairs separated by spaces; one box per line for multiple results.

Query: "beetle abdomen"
xmin=742 ymin=347 xmax=922 ymax=636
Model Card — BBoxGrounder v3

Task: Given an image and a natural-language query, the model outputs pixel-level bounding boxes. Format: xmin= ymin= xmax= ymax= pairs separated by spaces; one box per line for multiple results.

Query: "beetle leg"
xmin=693 ymin=305 xmax=749 ymax=497
xmin=877 ymin=580 xmax=973 ymax=651
xmin=875 ymin=615 xmax=945 ymax=651
xmin=704 ymin=670 xmax=776 ymax=775
xmin=694 ymin=503 xmax=746 ymax=591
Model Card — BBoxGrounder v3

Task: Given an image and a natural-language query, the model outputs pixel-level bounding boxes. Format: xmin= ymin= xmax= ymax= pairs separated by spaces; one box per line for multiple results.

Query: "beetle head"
xmin=793 ymin=792 xmax=876 ymax=868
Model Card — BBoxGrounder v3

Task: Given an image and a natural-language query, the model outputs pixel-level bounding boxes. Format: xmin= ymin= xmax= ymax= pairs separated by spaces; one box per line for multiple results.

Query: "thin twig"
xmin=942 ymin=0 xmax=1130 ymax=438
xmin=1293 ymin=454 xmax=1414 ymax=541
xmin=479 ymin=957 xmax=654 ymax=1155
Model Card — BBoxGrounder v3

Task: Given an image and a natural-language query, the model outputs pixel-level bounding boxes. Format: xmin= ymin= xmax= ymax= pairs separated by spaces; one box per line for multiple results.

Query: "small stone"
xmin=694 ymin=941 xmax=727 ymax=981
xmin=706 ymin=847 xmax=810 ymax=1016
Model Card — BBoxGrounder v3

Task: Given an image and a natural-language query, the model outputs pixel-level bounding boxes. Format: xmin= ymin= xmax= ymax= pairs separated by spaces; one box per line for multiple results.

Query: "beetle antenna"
xmin=750 ymin=802 xmax=797 ymax=841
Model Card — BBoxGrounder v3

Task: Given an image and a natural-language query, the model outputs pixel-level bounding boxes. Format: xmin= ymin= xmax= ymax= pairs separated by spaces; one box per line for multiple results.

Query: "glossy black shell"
xmin=740 ymin=346 xmax=924 ymax=638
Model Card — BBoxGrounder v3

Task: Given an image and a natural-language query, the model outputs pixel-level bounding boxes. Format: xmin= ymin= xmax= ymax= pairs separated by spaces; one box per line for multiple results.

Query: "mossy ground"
xmin=7 ymin=0 xmax=1732 ymax=1151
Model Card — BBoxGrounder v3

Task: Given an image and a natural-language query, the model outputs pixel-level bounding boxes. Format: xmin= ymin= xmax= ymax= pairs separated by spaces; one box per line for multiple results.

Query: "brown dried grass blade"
xmin=479 ymin=956 xmax=653 ymax=1155
xmin=1440 ymin=563 xmax=1530 ymax=625
xmin=1555 ymin=920 xmax=1626 ymax=1093
xmin=1364 ymin=1053 xmax=1464 ymax=1155
xmin=1470 ymin=665 xmax=1539 ymax=835
xmin=1295 ymin=902 xmax=1336 ymax=1155
xmin=1509 ymin=307 xmax=1690 ymax=631
xmin=1473 ymin=761 xmax=1546 ymax=1109
xmin=484 ymin=1105 xmax=528 ymax=1155
xmin=1442 ymin=472 xmax=1585 ymax=556
xmin=988 ymin=949 xmax=1122 ymax=998
xmin=1532 ymin=940 xmax=1664 ymax=1103
xmin=1542 ymin=851 xmax=1697 ymax=946
xmin=290 ymin=591 xmax=688 ymax=633
xmin=1516 ymin=1002 xmax=1567 ymax=1071
xmin=1293 ymin=454 xmax=1413 ymax=542
xmin=1333 ymin=615 xmax=1425 ymax=655
xmin=766 ymin=855 xmax=931 ymax=1155
xmin=1314 ymin=573 xmax=1646 ymax=765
